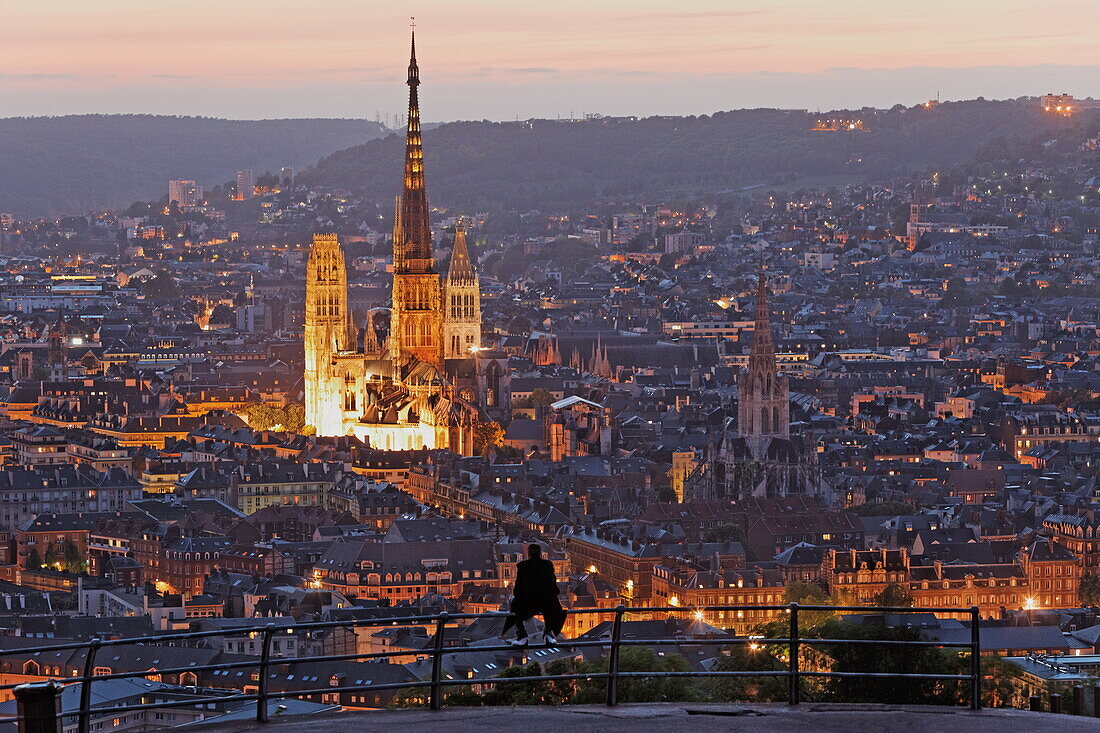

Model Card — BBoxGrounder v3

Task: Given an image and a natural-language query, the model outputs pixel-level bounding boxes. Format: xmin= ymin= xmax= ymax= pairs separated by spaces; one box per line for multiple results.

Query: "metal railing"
xmin=5 ymin=603 xmax=983 ymax=732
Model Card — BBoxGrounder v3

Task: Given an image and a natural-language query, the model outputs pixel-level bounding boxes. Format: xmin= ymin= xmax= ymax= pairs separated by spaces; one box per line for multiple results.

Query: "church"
xmin=688 ymin=269 xmax=823 ymax=500
xmin=303 ymin=32 xmax=509 ymax=453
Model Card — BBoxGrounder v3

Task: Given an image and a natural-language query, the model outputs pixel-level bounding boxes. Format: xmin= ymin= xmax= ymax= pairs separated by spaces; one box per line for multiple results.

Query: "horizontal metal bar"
xmin=619 ymin=605 xmax=795 ymax=614
xmin=611 ymin=637 xmax=754 ymax=648
xmin=438 ymin=672 xmax=610 ymax=687
xmin=616 ymin=670 xmax=789 ymax=679
xmin=795 ymin=605 xmax=977 ymax=614
xmin=798 ymin=638 xmax=974 ymax=648
xmin=798 ymin=671 xmax=971 ymax=680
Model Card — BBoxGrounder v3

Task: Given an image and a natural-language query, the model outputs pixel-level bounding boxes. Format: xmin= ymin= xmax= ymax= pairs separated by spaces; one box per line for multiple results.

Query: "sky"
xmin=3 ymin=0 xmax=1099 ymax=121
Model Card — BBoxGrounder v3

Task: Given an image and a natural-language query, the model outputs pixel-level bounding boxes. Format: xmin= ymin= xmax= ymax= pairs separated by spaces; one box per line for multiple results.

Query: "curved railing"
xmin=5 ymin=603 xmax=982 ymax=732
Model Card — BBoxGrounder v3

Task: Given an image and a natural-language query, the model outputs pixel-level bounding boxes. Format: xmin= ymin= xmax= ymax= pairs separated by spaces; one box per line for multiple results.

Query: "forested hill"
xmin=0 ymin=115 xmax=388 ymax=217
xmin=302 ymin=99 xmax=1094 ymax=210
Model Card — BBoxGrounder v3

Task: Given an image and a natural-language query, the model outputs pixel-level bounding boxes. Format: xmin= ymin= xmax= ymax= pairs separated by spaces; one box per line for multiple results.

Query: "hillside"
xmin=302 ymin=99 xmax=1095 ymax=210
xmin=0 ymin=115 xmax=388 ymax=217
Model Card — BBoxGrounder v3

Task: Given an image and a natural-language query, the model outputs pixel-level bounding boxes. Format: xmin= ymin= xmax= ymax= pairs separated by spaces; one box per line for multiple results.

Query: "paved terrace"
xmin=220 ymin=702 xmax=1100 ymax=732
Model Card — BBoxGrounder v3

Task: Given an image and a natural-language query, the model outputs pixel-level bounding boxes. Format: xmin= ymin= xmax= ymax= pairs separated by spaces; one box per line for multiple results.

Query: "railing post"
xmin=429 ymin=612 xmax=449 ymax=711
xmin=1029 ymin=694 xmax=1041 ymax=712
xmin=1073 ymin=685 xmax=1084 ymax=716
xmin=1093 ymin=684 xmax=1100 ymax=717
xmin=1050 ymin=692 xmax=1062 ymax=715
xmin=788 ymin=603 xmax=800 ymax=706
xmin=970 ymin=606 xmax=981 ymax=710
xmin=255 ymin=625 xmax=275 ymax=723
xmin=78 ymin=637 xmax=100 ymax=733
xmin=15 ymin=681 xmax=62 ymax=733
xmin=606 ymin=604 xmax=625 ymax=707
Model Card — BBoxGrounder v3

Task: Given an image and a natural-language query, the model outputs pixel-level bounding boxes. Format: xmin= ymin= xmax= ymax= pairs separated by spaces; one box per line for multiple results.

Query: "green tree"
xmin=708 ymin=644 xmax=788 ymax=702
xmin=869 ymin=582 xmax=915 ymax=608
xmin=44 ymin=544 xmax=58 ymax=569
xmin=281 ymin=402 xmax=308 ymax=433
xmin=814 ymin=619 xmax=962 ymax=706
xmin=571 ymin=647 xmax=703 ymax=704
xmin=702 ymin=523 xmax=746 ymax=544
xmin=141 ymin=272 xmax=180 ymax=299
xmin=784 ymin=581 xmax=828 ymax=605
xmin=530 ymin=388 xmax=555 ymax=408
xmin=1038 ymin=389 xmax=1092 ymax=410
xmin=473 ymin=420 xmax=506 ymax=457
xmin=25 ymin=547 xmax=41 ymax=570
xmin=62 ymin=541 xmax=86 ymax=574
xmin=1079 ymin=571 xmax=1100 ymax=607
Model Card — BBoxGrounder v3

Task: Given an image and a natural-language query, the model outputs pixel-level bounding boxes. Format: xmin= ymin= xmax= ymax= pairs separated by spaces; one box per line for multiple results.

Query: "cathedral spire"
xmin=446 ymin=223 xmax=476 ymax=283
xmin=399 ymin=27 xmax=432 ymax=269
xmin=737 ymin=264 xmax=789 ymax=443
xmin=749 ymin=265 xmax=775 ymax=372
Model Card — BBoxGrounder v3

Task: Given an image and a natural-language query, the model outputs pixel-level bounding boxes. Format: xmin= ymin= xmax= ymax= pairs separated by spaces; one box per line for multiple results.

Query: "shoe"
xmin=545 ymin=632 xmax=562 ymax=646
xmin=506 ymin=637 xmax=529 ymax=647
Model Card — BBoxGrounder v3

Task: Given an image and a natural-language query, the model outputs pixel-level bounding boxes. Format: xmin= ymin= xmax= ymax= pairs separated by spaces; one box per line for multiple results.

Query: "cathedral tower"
xmin=737 ymin=268 xmax=789 ymax=444
xmin=390 ymin=30 xmax=444 ymax=370
xmin=304 ymin=232 xmax=351 ymax=436
xmin=441 ymin=224 xmax=481 ymax=359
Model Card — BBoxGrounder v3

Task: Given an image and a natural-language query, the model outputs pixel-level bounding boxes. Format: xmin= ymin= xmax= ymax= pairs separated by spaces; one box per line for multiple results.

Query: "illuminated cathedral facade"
xmin=304 ymin=32 xmax=505 ymax=453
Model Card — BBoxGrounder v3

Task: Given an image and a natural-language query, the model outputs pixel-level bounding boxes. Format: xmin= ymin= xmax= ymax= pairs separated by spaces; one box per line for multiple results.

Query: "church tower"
xmin=304 ymin=232 xmax=351 ymax=436
xmin=390 ymin=30 xmax=444 ymax=370
xmin=737 ymin=268 xmax=789 ymax=444
xmin=441 ymin=224 xmax=481 ymax=359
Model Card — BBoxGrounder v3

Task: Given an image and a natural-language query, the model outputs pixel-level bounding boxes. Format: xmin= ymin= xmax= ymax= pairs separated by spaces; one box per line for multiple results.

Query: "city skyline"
xmin=4 ymin=0 xmax=1100 ymax=120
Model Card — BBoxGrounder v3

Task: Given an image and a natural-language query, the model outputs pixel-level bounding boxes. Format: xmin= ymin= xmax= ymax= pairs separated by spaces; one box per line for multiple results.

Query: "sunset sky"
xmin=4 ymin=0 xmax=1099 ymax=121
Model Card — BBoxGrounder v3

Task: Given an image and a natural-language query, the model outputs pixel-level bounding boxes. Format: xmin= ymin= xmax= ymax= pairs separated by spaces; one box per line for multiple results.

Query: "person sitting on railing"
xmin=504 ymin=544 xmax=565 ymax=647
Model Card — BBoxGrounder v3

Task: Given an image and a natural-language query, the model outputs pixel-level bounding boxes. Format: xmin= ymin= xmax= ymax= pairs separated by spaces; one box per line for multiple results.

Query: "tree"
xmin=44 ymin=544 xmax=58 ymax=569
xmin=784 ymin=581 xmax=828 ymax=605
xmin=141 ymin=272 xmax=180 ymax=299
xmin=1038 ymin=389 xmax=1092 ymax=410
xmin=814 ymin=619 xmax=962 ymax=706
xmin=62 ymin=540 xmax=86 ymax=574
xmin=473 ymin=420 xmax=505 ymax=457
xmin=25 ymin=548 xmax=41 ymax=570
xmin=1079 ymin=571 xmax=1100 ymax=607
xmin=571 ymin=647 xmax=703 ymax=704
xmin=941 ymin=277 xmax=979 ymax=308
xmin=869 ymin=582 xmax=915 ymax=608
xmin=496 ymin=445 xmax=525 ymax=461
xmin=708 ymin=644 xmax=787 ymax=703
xmin=702 ymin=523 xmax=745 ymax=544
xmin=529 ymin=388 xmax=555 ymax=408
xmin=281 ymin=402 xmax=308 ymax=433
xmin=235 ymin=401 xmax=310 ymax=434
xmin=655 ymin=485 xmax=677 ymax=503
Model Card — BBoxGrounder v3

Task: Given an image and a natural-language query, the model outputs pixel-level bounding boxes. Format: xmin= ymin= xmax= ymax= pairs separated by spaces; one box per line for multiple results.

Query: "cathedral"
xmin=688 ymin=269 xmax=822 ymax=500
xmin=304 ymin=32 xmax=507 ymax=454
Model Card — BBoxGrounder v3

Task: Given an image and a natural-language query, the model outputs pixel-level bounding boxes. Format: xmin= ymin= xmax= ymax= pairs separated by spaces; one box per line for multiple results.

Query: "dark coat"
xmin=512 ymin=557 xmax=560 ymax=611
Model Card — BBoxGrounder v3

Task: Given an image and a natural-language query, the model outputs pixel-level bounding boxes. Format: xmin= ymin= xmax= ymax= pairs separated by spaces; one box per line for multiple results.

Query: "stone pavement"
xmin=216 ymin=702 xmax=1100 ymax=732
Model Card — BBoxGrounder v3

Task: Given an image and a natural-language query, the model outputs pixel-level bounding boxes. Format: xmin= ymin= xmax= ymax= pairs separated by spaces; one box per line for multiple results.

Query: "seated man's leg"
xmin=505 ymin=604 xmax=533 ymax=640
xmin=543 ymin=603 xmax=567 ymax=638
